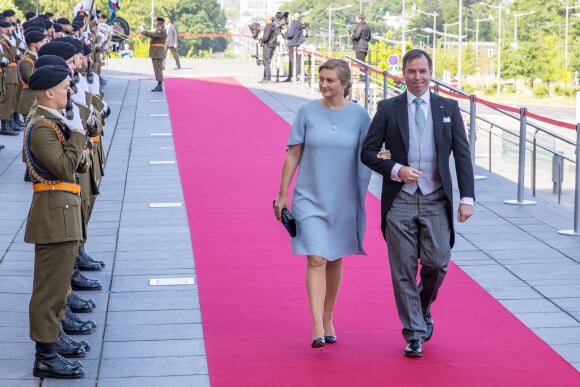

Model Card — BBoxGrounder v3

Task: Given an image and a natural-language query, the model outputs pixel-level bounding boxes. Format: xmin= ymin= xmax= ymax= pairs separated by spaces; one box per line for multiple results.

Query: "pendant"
xmin=330 ymin=124 xmax=337 ymax=131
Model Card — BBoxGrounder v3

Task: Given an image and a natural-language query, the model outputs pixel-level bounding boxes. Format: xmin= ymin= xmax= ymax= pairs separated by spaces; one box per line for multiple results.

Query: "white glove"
xmin=62 ymin=104 xmax=85 ymax=134
xmin=138 ymin=26 xmax=146 ymax=33
xmin=71 ymin=88 xmax=85 ymax=105
xmin=88 ymin=74 xmax=100 ymax=95
xmin=0 ymin=57 xmax=8 ymax=66
xmin=18 ymin=41 xmax=25 ymax=50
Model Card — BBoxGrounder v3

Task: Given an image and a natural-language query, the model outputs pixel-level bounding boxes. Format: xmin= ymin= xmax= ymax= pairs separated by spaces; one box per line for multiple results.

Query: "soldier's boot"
xmin=151 ymin=82 xmax=163 ymax=92
xmin=24 ymin=168 xmax=31 ymax=182
xmin=0 ymin=119 xmax=18 ymax=136
xmin=13 ymin=113 xmax=25 ymax=126
xmin=57 ymin=328 xmax=87 ymax=358
xmin=67 ymin=292 xmax=96 ymax=313
xmin=33 ymin=342 xmax=85 ymax=379
xmin=62 ymin=306 xmax=97 ymax=335
xmin=10 ymin=113 xmax=24 ymax=130
xmin=77 ymin=245 xmax=105 ymax=271
xmin=71 ymin=261 xmax=102 ymax=290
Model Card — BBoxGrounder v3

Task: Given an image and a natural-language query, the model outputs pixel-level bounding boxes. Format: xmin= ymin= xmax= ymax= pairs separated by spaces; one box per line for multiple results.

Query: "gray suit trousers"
xmin=385 ymin=188 xmax=451 ymax=341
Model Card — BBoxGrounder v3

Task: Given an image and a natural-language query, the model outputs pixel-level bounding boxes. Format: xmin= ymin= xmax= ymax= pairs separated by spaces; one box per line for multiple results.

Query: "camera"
xmin=273 ymin=11 xmax=289 ymax=30
xmin=248 ymin=22 xmax=261 ymax=40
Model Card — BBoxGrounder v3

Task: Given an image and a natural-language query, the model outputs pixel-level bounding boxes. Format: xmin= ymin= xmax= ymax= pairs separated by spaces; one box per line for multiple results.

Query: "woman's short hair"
xmin=318 ymin=59 xmax=352 ymax=98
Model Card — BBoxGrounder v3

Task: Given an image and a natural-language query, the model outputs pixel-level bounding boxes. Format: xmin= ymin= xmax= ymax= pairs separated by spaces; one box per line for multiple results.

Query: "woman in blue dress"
xmin=274 ymin=59 xmax=372 ymax=348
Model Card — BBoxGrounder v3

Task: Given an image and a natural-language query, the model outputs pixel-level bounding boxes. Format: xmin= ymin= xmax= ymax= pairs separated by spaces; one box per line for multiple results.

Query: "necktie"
xmin=414 ymin=98 xmax=426 ymax=136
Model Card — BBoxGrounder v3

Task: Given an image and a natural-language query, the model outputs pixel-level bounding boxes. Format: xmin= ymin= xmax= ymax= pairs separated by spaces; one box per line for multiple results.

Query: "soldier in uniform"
xmin=24 ymin=63 xmax=88 ymax=379
xmin=18 ymin=30 xmax=46 ymax=182
xmin=0 ymin=20 xmax=20 ymax=135
xmin=139 ymin=17 xmax=167 ymax=92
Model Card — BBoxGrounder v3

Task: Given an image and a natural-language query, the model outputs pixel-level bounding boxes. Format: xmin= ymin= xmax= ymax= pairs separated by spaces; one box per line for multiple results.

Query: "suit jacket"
xmin=361 ymin=92 xmax=474 ymax=248
xmin=24 ymin=107 xmax=87 ymax=244
xmin=144 ymin=27 xmax=167 ymax=59
xmin=165 ymin=23 xmax=178 ymax=47
xmin=351 ymin=21 xmax=371 ymax=53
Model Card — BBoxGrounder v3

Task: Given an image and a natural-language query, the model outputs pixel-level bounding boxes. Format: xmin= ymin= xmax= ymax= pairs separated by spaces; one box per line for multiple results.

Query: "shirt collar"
xmin=407 ymin=90 xmax=430 ymax=106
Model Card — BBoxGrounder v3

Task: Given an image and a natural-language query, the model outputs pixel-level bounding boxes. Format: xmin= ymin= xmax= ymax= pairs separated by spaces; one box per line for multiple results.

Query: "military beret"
xmin=53 ymin=23 xmax=63 ymax=32
xmin=82 ymin=44 xmax=91 ymax=56
xmin=57 ymin=17 xmax=70 ymax=25
xmin=38 ymin=41 xmax=77 ymax=60
xmin=35 ymin=54 xmax=69 ymax=69
xmin=156 ymin=17 xmax=165 ymax=23
xmin=72 ymin=22 xmax=82 ymax=32
xmin=24 ymin=12 xmax=36 ymax=20
xmin=44 ymin=12 xmax=53 ymax=18
xmin=2 ymin=9 xmax=15 ymax=17
xmin=0 ymin=21 xmax=11 ymax=28
xmin=25 ymin=31 xmax=45 ymax=44
xmin=41 ymin=19 xmax=53 ymax=29
xmin=37 ymin=14 xmax=49 ymax=20
xmin=55 ymin=37 xmax=83 ymax=53
xmin=24 ymin=26 xmax=45 ymax=34
xmin=29 ymin=65 xmax=70 ymax=90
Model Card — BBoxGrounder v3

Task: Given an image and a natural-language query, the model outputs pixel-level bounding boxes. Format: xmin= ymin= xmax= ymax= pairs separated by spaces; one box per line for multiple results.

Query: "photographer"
xmin=284 ymin=13 xmax=305 ymax=82
xmin=259 ymin=16 xmax=277 ymax=84
xmin=350 ymin=13 xmax=371 ymax=80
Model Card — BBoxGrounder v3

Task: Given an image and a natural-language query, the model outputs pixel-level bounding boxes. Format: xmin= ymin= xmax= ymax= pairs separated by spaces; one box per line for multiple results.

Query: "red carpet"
xmin=165 ymin=77 xmax=579 ymax=386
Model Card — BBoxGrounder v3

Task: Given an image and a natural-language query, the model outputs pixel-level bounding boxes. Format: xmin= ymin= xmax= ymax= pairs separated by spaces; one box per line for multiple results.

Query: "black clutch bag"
xmin=273 ymin=200 xmax=297 ymax=237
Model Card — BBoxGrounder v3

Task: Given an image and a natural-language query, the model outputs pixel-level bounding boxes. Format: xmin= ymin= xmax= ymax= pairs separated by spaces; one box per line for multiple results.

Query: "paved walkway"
xmin=0 ymin=58 xmax=578 ymax=386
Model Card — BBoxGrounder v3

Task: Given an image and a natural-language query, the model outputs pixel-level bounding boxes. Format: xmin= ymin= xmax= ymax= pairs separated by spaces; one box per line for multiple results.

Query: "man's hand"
xmin=173 ymin=43 xmax=177 ymax=49
xmin=398 ymin=166 xmax=421 ymax=184
xmin=457 ymin=203 xmax=473 ymax=223
xmin=377 ymin=149 xmax=391 ymax=160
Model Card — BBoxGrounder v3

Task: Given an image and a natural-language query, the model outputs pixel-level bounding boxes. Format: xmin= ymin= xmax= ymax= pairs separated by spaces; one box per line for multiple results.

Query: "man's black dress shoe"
xmin=424 ymin=317 xmax=434 ymax=342
xmin=324 ymin=335 xmax=337 ymax=344
xmin=404 ymin=339 xmax=423 ymax=358
xmin=311 ymin=338 xmax=325 ymax=348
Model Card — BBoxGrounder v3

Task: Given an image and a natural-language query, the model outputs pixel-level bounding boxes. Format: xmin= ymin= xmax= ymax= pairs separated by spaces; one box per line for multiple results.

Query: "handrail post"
xmin=310 ymin=52 xmax=315 ymax=93
xmin=383 ymin=71 xmax=388 ymax=100
xmin=559 ymin=122 xmax=580 ymax=235
xmin=364 ymin=65 xmax=369 ymax=110
xmin=505 ymin=107 xmax=536 ymax=205
xmin=470 ymin=94 xmax=487 ymax=180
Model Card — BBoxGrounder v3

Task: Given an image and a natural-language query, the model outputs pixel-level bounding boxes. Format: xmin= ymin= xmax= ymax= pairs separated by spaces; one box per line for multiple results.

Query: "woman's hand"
xmin=273 ymin=196 xmax=288 ymax=221
xmin=377 ymin=148 xmax=391 ymax=160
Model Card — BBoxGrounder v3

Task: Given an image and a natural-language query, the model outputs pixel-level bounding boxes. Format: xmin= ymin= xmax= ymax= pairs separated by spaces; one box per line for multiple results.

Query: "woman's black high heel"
xmin=311 ymin=338 xmax=325 ymax=348
xmin=324 ymin=335 xmax=337 ymax=344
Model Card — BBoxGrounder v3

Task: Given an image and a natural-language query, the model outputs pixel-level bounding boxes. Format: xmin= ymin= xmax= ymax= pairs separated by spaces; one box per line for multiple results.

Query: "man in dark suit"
xmin=164 ymin=16 xmax=180 ymax=70
xmin=139 ymin=18 xmax=167 ymax=92
xmin=361 ymin=49 xmax=474 ymax=358
xmin=283 ymin=12 xmax=304 ymax=82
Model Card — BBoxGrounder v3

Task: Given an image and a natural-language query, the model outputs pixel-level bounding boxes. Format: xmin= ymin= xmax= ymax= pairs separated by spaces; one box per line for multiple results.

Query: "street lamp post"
xmin=418 ymin=10 xmax=438 ymax=76
xmin=443 ymin=21 xmax=459 ymax=53
xmin=564 ymin=4 xmax=580 ymax=70
xmin=354 ymin=0 xmax=372 ymax=14
xmin=512 ymin=10 xmax=536 ymax=48
xmin=481 ymin=1 xmax=503 ymax=98
xmin=458 ymin=0 xmax=463 ymax=87
xmin=328 ymin=4 xmax=353 ymax=53
xmin=151 ymin=0 xmax=155 ymax=30
xmin=474 ymin=15 xmax=493 ymax=66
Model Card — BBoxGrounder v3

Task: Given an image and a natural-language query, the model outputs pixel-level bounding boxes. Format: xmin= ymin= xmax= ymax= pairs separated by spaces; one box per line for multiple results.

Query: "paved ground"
xmin=0 ymin=58 xmax=578 ymax=386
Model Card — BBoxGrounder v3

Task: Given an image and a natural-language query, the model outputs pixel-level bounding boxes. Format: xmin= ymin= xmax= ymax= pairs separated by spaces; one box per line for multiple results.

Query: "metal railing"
xmin=233 ymin=35 xmax=579 ymax=234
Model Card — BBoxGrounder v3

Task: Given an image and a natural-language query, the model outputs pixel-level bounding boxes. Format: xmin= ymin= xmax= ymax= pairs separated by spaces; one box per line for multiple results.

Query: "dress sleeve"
xmin=287 ymin=103 xmax=307 ymax=147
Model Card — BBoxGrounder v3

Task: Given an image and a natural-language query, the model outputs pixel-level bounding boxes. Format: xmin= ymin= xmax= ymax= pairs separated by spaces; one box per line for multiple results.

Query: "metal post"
xmin=383 ymin=71 xmax=388 ymax=100
xmin=469 ymin=95 xmax=487 ymax=180
xmin=364 ymin=66 xmax=369 ymax=110
xmin=505 ymin=107 xmax=536 ymax=205
xmin=532 ymin=134 xmax=537 ymax=196
xmin=310 ymin=52 xmax=315 ymax=93
xmin=559 ymin=122 xmax=580 ymax=235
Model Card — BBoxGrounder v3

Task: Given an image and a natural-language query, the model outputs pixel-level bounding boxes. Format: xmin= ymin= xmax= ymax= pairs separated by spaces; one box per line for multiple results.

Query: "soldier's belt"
xmin=33 ymin=182 xmax=81 ymax=194
xmin=151 ymin=44 xmax=165 ymax=47
xmin=8 ymin=63 xmax=16 ymax=66
xmin=91 ymin=135 xmax=100 ymax=142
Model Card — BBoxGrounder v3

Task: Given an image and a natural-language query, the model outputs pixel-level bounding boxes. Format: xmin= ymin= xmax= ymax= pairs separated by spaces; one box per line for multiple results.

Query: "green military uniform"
xmin=143 ymin=24 xmax=167 ymax=83
xmin=16 ymin=51 xmax=37 ymax=117
xmin=24 ymin=106 xmax=88 ymax=343
xmin=0 ymin=36 xmax=20 ymax=120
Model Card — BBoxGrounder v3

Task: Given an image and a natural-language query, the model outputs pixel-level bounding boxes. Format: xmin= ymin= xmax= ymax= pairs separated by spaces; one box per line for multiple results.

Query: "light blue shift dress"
xmin=288 ymin=100 xmax=372 ymax=261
